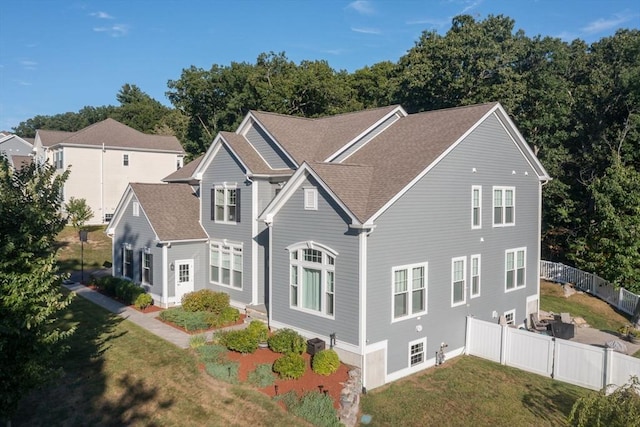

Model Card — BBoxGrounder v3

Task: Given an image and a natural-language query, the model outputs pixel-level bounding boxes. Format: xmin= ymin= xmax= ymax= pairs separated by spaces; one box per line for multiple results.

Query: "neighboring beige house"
xmin=34 ymin=118 xmax=184 ymax=224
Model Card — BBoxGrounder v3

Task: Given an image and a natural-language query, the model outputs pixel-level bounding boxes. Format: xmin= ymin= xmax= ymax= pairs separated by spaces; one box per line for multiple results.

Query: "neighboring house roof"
xmin=163 ymin=154 xmax=204 ymax=182
xmin=10 ymin=155 xmax=33 ymax=171
xmin=250 ymin=105 xmax=403 ymax=164
xmin=129 ymin=183 xmax=207 ymax=241
xmin=37 ymin=118 xmax=184 ymax=153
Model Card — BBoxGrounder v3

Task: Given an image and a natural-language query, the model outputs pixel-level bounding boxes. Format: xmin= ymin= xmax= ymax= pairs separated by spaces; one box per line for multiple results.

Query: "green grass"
xmin=13 ymin=289 xmax=305 ymax=427
xmin=540 ymin=280 xmax=632 ymax=332
xmin=360 ymin=356 xmax=591 ymax=427
xmin=55 ymin=225 xmax=113 ymax=274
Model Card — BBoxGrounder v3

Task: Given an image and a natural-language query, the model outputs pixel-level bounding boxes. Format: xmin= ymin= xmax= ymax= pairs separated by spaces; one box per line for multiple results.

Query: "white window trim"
xmin=142 ymin=251 xmax=152 ymax=285
xmin=470 ymin=254 xmax=481 ymax=299
xmin=451 ymin=256 xmax=467 ymax=307
xmin=288 ymin=242 xmax=337 ymax=319
xmin=122 ymin=243 xmax=133 ymax=280
xmin=471 ymin=185 xmax=482 ymax=229
xmin=408 ymin=337 xmax=427 ymax=368
xmin=123 ymin=153 xmax=130 ymax=166
xmin=209 ymin=240 xmax=243 ymax=289
xmin=505 ymin=247 xmax=527 ymax=292
xmin=391 ymin=262 xmax=428 ymax=323
xmin=492 ymin=186 xmax=515 ymax=227
xmin=132 ymin=201 xmax=140 ymax=217
xmin=504 ymin=309 xmax=516 ymax=325
xmin=303 ymin=187 xmax=318 ymax=210
xmin=213 ymin=183 xmax=238 ymax=224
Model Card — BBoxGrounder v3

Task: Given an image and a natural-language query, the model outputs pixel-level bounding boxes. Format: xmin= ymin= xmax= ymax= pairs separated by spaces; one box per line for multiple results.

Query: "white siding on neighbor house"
xmin=365 ymin=113 xmax=542 ymax=376
xmin=62 ymin=146 xmax=182 ymax=224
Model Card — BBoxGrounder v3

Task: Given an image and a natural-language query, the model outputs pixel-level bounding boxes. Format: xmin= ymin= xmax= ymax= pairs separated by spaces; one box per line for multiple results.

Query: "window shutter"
xmin=149 ymin=254 xmax=153 ymax=285
xmin=211 ymin=188 xmax=216 ymax=221
xmin=235 ymin=188 xmax=241 ymax=223
xmin=139 ymin=251 xmax=143 ymax=282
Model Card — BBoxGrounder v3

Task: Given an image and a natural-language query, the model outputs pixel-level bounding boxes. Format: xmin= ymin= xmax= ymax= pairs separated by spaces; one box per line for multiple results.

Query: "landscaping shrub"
xmin=196 ymin=344 xmax=227 ymax=363
xmin=247 ymin=320 xmax=269 ymax=342
xmin=273 ymin=352 xmax=306 ymax=379
xmin=158 ymin=308 xmax=209 ymax=331
xmin=205 ymin=306 xmax=240 ymax=328
xmin=268 ymin=328 xmax=306 ymax=354
xmin=181 ymin=289 xmax=229 ymax=313
xmin=204 ymin=360 xmax=239 ymax=384
xmin=134 ymin=293 xmax=153 ymax=310
xmin=94 ymin=276 xmax=143 ymax=304
xmin=278 ymin=391 xmax=341 ymax=427
xmin=189 ymin=334 xmax=207 ymax=349
xmin=219 ymin=329 xmax=258 ymax=354
xmin=247 ymin=363 xmax=276 ymax=387
xmin=311 ymin=349 xmax=340 ymax=376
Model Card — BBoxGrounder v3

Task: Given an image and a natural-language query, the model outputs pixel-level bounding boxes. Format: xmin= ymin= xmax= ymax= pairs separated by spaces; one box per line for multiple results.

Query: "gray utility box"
xmin=307 ymin=338 xmax=325 ymax=355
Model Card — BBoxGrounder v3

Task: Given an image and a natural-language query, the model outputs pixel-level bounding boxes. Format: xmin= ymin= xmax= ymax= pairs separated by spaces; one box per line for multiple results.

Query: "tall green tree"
xmin=65 ymin=197 xmax=94 ymax=231
xmin=0 ymin=155 xmax=75 ymax=423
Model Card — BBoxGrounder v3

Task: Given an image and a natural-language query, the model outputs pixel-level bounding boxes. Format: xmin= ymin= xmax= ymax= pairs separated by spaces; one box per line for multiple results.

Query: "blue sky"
xmin=1 ymin=0 xmax=638 ymax=131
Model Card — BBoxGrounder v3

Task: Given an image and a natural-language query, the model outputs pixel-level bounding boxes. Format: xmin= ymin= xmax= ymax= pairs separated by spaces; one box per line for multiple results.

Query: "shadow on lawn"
xmin=14 ymin=288 xmax=173 ymax=426
xmin=521 ymin=381 xmax=582 ymax=423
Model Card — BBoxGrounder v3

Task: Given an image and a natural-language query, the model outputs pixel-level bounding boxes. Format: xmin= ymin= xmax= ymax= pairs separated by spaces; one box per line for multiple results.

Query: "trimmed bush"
xmin=247 ymin=320 xmax=269 ymax=342
xmin=268 ymin=328 xmax=306 ymax=354
xmin=94 ymin=276 xmax=143 ymax=305
xmin=273 ymin=352 xmax=306 ymax=379
xmin=181 ymin=289 xmax=229 ymax=313
xmin=134 ymin=293 xmax=153 ymax=310
xmin=311 ymin=349 xmax=340 ymax=376
xmin=219 ymin=329 xmax=258 ymax=354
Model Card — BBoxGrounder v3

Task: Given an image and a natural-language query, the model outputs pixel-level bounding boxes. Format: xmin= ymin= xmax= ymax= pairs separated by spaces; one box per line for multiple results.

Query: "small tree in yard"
xmin=568 ymin=376 xmax=640 ymax=427
xmin=0 ymin=156 xmax=75 ymax=425
xmin=65 ymin=197 xmax=94 ymax=231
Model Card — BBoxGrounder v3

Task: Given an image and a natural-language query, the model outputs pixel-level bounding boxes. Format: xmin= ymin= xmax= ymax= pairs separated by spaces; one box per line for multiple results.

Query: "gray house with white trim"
xmin=109 ymin=102 xmax=550 ymax=389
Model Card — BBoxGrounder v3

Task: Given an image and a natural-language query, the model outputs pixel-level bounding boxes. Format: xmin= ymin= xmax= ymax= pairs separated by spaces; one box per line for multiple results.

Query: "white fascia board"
xmin=51 ymin=143 xmax=182 ymax=154
xmin=494 ymin=104 xmax=552 ymax=181
xmin=324 ymin=106 xmax=408 ymax=163
xmin=367 ymin=106 xmax=497 ymax=224
xmin=239 ymin=112 xmax=299 ymax=168
xmin=108 ymin=185 xmax=134 ymax=235
xmin=258 ymin=162 xmax=361 ymax=226
xmin=193 ymin=135 xmax=224 ymax=179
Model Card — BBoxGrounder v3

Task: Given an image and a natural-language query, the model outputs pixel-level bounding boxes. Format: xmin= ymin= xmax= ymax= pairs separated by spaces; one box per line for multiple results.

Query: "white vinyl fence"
xmin=540 ymin=260 xmax=639 ymax=316
xmin=465 ymin=316 xmax=640 ymax=391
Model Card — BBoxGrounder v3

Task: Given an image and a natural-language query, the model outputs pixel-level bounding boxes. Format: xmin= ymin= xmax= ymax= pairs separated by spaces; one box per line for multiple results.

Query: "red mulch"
xmin=226 ymin=349 xmax=350 ymax=409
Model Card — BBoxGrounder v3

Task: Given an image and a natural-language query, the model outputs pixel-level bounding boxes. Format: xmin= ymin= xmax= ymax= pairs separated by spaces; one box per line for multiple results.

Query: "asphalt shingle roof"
xmin=130 ymin=183 xmax=207 ymax=241
xmin=163 ymin=155 xmax=204 ymax=182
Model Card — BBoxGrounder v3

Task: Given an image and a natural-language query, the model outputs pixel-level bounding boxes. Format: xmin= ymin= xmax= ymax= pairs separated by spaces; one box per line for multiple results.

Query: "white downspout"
xmin=101 ymin=143 xmax=105 ymax=222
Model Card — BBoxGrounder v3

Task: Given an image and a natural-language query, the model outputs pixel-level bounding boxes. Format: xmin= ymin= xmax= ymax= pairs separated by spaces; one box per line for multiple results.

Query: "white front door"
xmin=175 ymin=259 xmax=194 ymax=302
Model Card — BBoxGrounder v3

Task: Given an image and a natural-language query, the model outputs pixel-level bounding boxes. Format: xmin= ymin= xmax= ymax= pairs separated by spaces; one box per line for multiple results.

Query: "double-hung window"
xmin=142 ymin=251 xmax=153 ymax=284
xmin=392 ymin=263 xmax=427 ymax=321
xmin=493 ymin=186 xmax=515 ymax=226
xmin=123 ymin=154 xmax=129 ymax=166
xmin=122 ymin=244 xmax=133 ymax=279
xmin=212 ymin=185 xmax=240 ymax=223
xmin=210 ymin=242 xmax=242 ymax=288
xmin=505 ymin=247 xmax=526 ymax=291
xmin=470 ymin=254 xmax=481 ymax=298
xmin=409 ymin=338 xmax=427 ymax=367
xmin=451 ymin=257 xmax=466 ymax=307
xmin=289 ymin=243 xmax=336 ymax=317
xmin=472 ymin=186 xmax=482 ymax=229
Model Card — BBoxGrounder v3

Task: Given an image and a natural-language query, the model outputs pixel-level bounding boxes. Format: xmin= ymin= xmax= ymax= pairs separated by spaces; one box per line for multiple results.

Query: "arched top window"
xmin=288 ymin=242 xmax=336 ymax=318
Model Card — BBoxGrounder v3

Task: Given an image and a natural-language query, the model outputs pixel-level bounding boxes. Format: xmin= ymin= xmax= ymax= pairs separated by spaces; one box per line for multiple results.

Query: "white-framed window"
xmin=451 ymin=256 xmax=466 ymax=307
xmin=53 ymin=149 xmax=64 ymax=169
xmin=104 ymin=213 xmax=114 ymax=222
xmin=210 ymin=242 xmax=243 ymax=289
xmin=132 ymin=201 xmax=140 ymax=217
xmin=504 ymin=309 xmax=516 ymax=325
xmin=142 ymin=251 xmax=153 ymax=284
xmin=123 ymin=154 xmax=129 ymax=166
xmin=122 ymin=244 xmax=133 ymax=279
xmin=470 ymin=254 xmax=481 ymax=298
xmin=392 ymin=262 xmax=427 ymax=321
xmin=409 ymin=337 xmax=427 ymax=367
xmin=304 ymin=188 xmax=318 ymax=210
xmin=493 ymin=186 xmax=515 ymax=226
xmin=212 ymin=185 xmax=240 ymax=223
xmin=505 ymin=247 xmax=526 ymax=291
xmin=472 ymin=185 xmax=482 ymax=229
xmin=289 ymin=243 xmax=337 ymax=318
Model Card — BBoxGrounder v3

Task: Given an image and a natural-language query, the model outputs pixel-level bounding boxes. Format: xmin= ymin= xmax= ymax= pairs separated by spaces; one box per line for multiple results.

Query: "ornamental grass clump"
xmin=311 ymin=349 xmax=340 ymax=376
xmin=277 ymin=390 xmax=341 ymax=427
xmin=268 ymin=328 xmax=306 ymax=354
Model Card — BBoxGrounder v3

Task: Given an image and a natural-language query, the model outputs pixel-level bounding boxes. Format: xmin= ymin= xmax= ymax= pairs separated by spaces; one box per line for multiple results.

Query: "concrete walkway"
xmin=63 ymin=282 xmax=245 ymax=349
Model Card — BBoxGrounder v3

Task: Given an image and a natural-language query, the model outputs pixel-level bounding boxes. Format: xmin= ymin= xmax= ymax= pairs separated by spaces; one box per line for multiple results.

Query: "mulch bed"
xmin=158 ymin=314 xmax=247 ymax=334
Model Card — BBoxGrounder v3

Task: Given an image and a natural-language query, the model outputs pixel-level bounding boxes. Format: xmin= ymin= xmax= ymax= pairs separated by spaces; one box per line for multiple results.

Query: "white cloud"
xmin=581 ymin=13 xmax=633 ymax=34
xmin=323 ymin=49 xmax=345 ymax=55
xmin=15 ymin=80 xmax=32 ymax=86
xmin=90 ymin=11 xmax=114 ymax=19
xmin=460 ymin=0 xmax=483 ymax=14
xmin=94 ymin=24 xmax=129 ymax=37
xmin=19 ymin=60 xmax=37 ymax=71
xmin=351 ymin=27 xmax=381 ymax=35
xmin=406 ymin=17 xmax=449 ymax=28
xmin=347 ymin=0 xmax=375 ymax=15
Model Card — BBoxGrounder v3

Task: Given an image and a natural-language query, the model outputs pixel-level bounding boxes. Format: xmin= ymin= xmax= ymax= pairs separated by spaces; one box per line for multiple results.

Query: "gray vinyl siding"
xmin=366 ymin=113 xmax=541 ymax=375
xmin=112 ymin=195 xmax=163 ymax=296
xmin=166 ymin=242 xmax=208 ymax=299
xmin=256 ymin=179 xmax=276 ymax=303
xmin=201 ymin=144 xmax=253 ymax=304
xmin=0 ymin=138 xmax=32 ymax=157
xmin=245 ymin=125 xmax=296 ymax=169
xmin=333 ymin=113 xmax=400 ymax=163
xmin=271 ymin=175 xmax=360 ymax=345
